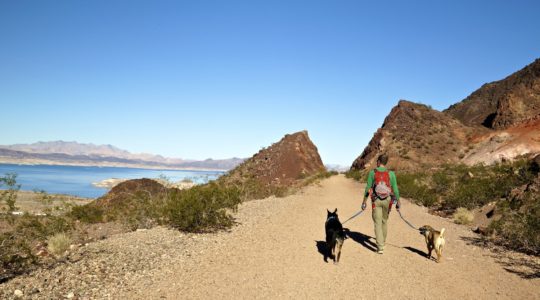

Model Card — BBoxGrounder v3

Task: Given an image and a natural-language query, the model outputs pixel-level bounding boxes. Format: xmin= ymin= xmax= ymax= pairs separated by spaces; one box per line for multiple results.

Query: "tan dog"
xmin=419 ymin=225 xmax=446 ymax=263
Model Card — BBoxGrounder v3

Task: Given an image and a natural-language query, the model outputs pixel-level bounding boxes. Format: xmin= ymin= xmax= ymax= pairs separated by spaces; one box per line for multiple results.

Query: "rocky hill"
xmin=445 ymin=58 xmax=540 ymax=129
xmin=351 ymin=100 xmax=476 ymax=170
xmin=93 ymin=178 xmax=169 ymax=210
xmin=220 ymin=131 xmax=326 ymax=187
xmin=352 ymin=58 xmax=540 ymax=171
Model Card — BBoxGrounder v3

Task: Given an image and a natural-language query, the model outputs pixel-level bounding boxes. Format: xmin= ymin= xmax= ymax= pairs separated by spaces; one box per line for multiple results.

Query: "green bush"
xmin=15 ymin=214 xmax=73 ymax=240
xmin=0 ymin=230 xmax=36 ymax=281
xmin=0 ymin=214 xmax=74 ymax=281
xmin=300 ymin=170 xmax=338 ymax=186
xmin=162 ymin=182 xmax=242 ymax=232
xmin=392 ymin=159 xmax=540 ymax=254
xmin=69 ymin=204 xmax=105 ymax=223
xmin=445 ymin=176 xmax=497 ymax=209
xmin=398 ymin=172 xmax=437 ymax=207
xmin=0 ymin=173 xmax=20 ymax=213
xmin=490 ymin=190 xmax=540 ymax=254
xmin=345 ymin=169 xmax=366 ymax=182
xmin=233 ymin=178 xmax=289 ymax=200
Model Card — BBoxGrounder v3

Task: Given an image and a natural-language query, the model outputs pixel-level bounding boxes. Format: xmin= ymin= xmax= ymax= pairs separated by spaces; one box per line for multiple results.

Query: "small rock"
xmin=67 ymin=292 xmax=75 ymax=298
xmin=14 ymin=289 xmax=23 ymax=298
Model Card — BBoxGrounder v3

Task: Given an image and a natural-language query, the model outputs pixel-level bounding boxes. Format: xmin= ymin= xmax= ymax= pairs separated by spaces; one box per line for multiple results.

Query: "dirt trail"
xmin=1 ymin=175 xmax=539 ymax=299
xmin=133 ymin=175 xmax=539 ymax=299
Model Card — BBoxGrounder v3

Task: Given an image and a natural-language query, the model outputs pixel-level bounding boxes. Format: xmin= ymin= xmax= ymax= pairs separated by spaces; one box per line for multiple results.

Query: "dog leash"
xmin=342 ymin=209 xmax=365 ymax=225
xmin=398 ymin=210 xmax=419 ymax=231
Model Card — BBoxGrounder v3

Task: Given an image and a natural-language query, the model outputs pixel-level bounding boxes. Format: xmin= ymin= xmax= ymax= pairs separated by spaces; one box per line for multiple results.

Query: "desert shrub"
xmin=47 ymin=233 xmax=72 ymax=257
xmin=327 ymin=170 xmax=339 ymax=176
xmin=394 ymin=159 xmax=540 ymax=254
xmin=107 ymin=190 xmax=165 ymax=230
xmin=431 ymin=171 xmax=452 ymax=194
xmin=398 ymin=173 xmax=437 ymax=207
xmin=443 ymin=161 xmax=534 ymax=209
xmin=501 ymin=213 xmax=540 ymax=255
xmin=345 ymin=169 xmax=366 ymax=182
xmin=0 ymin=214 xmax=74 ymax=281
xmin=0 ymin=173 xmax=20 ymax=213
xmin=453 ymin=207 xmax=474 ymax=225
xmin=69 ymin=204 xmax=105 ymax=223
xmin=162 ymin=182 xmax=242 ymax=232
xmin=233 ymin=178 xmax=289 ymax=200
xmin=445 ymin=176 xmax=497 ymax=209
xmin=490 ymin=192 xmax=540 ymax=254
xmin=14 ymin=214 xmax=73 ymax=240
xmin=0 ymin=230 xmax=36 ymax=281
xmin=301 ymin=170 xmax=338 ymax=186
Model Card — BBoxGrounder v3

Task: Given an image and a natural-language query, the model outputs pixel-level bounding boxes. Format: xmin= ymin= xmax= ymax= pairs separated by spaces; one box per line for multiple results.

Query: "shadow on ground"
xmin=402 ymin=246 xmax=439 ymax=262
xmin=344 ymin=229 xmax=377 ymax=252
xmin=403 ymin=246 xmax=427 ymax=258
xmin=461 ymin=236 xmax=540 ymax=279
xmin=315 ymin=241 xmax=332 ymax=263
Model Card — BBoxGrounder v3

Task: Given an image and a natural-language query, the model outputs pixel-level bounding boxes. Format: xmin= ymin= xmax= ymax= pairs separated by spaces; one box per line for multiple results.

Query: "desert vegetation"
xmin=453 ymin=208 xmax=474 ymax=225
xmin=0 ymin=167 xmax=337 ymax=282
xmin=0 ymin=175 xmax=240 ymax=281
xmin=346 ymin=158 xmax=540 ymax=254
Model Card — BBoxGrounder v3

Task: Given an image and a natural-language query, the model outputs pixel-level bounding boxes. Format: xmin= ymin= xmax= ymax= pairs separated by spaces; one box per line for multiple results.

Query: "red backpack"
xmin=372 ymin=169 xmax=392 ymax=200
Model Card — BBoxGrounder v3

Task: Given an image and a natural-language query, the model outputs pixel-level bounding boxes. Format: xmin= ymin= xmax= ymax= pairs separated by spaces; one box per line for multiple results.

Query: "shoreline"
xmin=92 ymin=178 xmax=197 ymax=190
xmin=0 ymin=160 xmax=229 ymax=173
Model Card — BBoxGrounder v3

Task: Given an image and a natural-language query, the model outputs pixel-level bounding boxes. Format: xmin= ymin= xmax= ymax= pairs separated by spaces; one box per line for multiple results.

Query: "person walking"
xmin=361 ymin=154 xmax=401 ymax=254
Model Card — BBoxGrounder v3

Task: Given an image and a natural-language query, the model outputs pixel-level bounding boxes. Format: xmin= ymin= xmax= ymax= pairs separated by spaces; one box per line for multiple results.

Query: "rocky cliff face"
xmin=445 ymin=58 xmax=540 ymax=129
xmin=221 ymin=131 xmax=325 ymax=187
xmin=352 ymin=58 xmax=540 ymax=171
xmin=351 ymin=100 xmax=474 ymax=171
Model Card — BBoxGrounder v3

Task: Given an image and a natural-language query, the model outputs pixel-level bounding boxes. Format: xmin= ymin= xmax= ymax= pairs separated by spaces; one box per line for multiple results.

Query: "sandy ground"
xmin=131 ymin=175 xmax=539 ymax=299
xmin=1 ymin=190 xmax=92 ymax=214
xmin=1 ymin=175 xmax=538 ymax=299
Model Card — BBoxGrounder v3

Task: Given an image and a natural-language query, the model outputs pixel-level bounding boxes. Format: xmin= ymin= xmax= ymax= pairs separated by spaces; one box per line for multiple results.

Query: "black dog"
xmin=325 ymin=208 xmax=346 ymax=264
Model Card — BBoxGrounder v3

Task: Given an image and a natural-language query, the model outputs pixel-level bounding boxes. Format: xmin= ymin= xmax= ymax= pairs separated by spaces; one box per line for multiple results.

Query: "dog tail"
xmin=440 ymin=228 xmax=446 ymax=238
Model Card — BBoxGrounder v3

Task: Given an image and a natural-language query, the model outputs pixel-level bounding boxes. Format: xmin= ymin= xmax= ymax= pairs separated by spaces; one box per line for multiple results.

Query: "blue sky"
xmin=1 ymin=1 xmax=539 ymax=166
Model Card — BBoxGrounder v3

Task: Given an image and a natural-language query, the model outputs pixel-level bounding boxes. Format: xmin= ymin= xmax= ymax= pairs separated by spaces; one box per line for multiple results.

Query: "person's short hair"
xmin=377 ymin=154 xmax=389 ymax=165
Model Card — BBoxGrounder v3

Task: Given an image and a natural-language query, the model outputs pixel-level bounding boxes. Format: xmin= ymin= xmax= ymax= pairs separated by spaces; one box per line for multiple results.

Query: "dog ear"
xmin=327 ymin=209 xmax=330 ymax=214
xmin=333 ymin=208 xmax=337 ymax=213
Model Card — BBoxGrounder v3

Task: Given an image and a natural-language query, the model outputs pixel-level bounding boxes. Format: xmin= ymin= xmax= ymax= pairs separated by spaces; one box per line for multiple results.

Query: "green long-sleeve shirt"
xmin=364 ymin=167 xmax=400 ymax=200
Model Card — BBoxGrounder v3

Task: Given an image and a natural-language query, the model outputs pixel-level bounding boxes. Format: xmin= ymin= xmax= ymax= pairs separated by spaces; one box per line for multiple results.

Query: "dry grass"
xmin=47 ymin=232 xmax=72 ymax=257
xmin=453 ymin=207 xmax=474 ymax=225
xmin=1 ymin=190 xmax=92 ymax=214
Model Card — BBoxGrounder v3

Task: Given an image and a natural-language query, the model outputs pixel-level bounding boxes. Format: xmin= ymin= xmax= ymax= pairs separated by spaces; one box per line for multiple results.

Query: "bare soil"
xmin=1 ymin=190 xmax=92 ymax=214
xmin=1 ymin=175 xmax=539 ymax=299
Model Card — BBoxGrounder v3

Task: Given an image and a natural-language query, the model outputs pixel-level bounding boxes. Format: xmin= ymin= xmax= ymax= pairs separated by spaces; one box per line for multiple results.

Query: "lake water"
xmin=0 ymin=164 xmax=224 ymax=198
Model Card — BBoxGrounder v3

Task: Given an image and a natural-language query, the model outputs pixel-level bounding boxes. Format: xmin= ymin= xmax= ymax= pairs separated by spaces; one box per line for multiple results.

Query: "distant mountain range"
xmin=0 ymin=141 xmax=244 ymax=171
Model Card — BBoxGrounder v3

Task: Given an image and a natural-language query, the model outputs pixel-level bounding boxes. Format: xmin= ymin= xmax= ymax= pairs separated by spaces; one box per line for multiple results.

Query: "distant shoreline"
xmin=0 ymin=159 xmax=229 ymax=172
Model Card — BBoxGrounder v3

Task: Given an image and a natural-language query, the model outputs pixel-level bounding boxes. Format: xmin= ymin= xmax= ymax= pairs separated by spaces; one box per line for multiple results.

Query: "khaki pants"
xmin=372 ymin=198 xmax=390 ymax=251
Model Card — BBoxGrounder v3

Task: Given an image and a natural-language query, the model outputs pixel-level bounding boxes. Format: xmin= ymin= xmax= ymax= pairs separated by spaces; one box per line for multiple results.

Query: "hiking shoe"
xmin=377 ymin=250 xmax=384 ymax=254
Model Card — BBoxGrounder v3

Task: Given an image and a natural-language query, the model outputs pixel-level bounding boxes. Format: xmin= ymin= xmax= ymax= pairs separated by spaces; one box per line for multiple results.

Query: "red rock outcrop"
xmin=351 ymin=100 xmax=474 ymax=171
xmin=222 ymin=131 xmax=325 ymax=187
xmin=445 ymin=58 xmax=540 ymax=129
